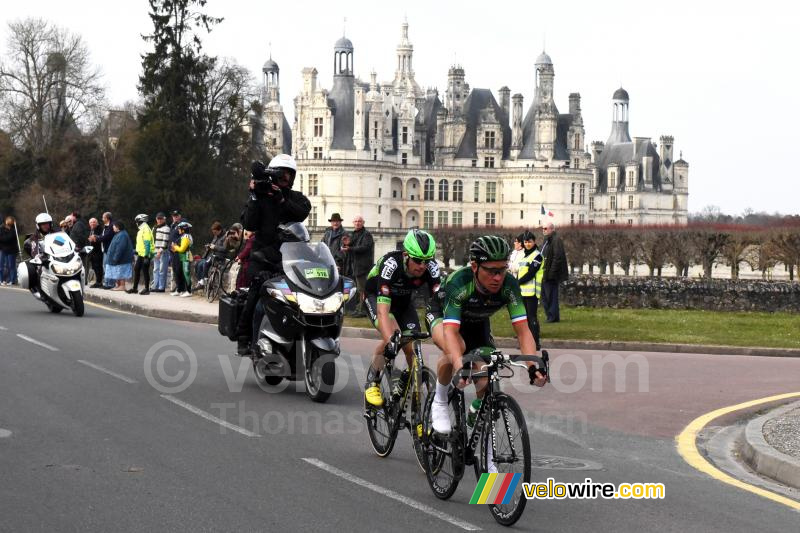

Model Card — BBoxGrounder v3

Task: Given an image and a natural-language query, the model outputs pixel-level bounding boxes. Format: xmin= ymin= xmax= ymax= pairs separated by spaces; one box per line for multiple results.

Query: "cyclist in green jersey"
xmin=430 ymin=235 xmax=548 ymax=434
xmin=363 ymin=230 xmax=446 ymax=407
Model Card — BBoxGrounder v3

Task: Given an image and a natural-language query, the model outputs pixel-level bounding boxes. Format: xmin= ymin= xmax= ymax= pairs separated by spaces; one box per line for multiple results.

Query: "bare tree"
xmin=640 ymin=228 xmax=669 ymax=276
xmin=720 ymin=229 xmax=756 ymax=279
xmin=687 ymin=225 xmax=730 ymax=279
xmin=662 ymin=228 xmax=694 ymax=277
xmin=0 ymin=18 xmax=105 ymax=155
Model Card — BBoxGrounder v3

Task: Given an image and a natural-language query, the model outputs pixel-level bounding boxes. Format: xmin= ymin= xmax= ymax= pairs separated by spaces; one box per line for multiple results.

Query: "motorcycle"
xmin=250 ymin=223 xmax=355 ymax=403
xmin=18 ymin=232 xmax=91 ymax=317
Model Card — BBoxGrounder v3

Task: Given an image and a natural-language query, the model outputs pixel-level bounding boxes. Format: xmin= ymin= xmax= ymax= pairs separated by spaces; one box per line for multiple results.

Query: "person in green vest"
xmin=128 ymin=214 xmax=154 ymax=295
xmin=516 ymin=231 xmax=544 ymax=350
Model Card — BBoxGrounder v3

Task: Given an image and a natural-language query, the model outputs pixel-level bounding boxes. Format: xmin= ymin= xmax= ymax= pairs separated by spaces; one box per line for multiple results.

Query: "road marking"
xmin=0 ymin=326 xmax=8 ymax=331
xmin=160 ymin=395 xmax=260 ymax=438
xmin=77 ymin=360 xmax=137 ymax=384
xmin=676 ymin=391 xmax=800 ymax=511
xmin=16 ymin=334 xmax=59 ymax=352
xmin=0 ymin=429 xmax=11 ymax=438
xmin=302 ymin=458 xmax=482 ymax=531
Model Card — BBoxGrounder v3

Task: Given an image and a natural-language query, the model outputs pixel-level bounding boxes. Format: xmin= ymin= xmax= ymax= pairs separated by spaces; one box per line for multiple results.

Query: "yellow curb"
xmin=676 ymin=392 xmax=800 ymax=511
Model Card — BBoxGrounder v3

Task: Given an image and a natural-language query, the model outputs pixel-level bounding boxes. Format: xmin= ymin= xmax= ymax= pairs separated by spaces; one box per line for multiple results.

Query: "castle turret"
xmin=533 ymin=52 xmax=557 ymax=161
xmin=511 ymin=93 xmax=524 ymax=158
xmin=607 ymin=87 xmax=632 ymax=144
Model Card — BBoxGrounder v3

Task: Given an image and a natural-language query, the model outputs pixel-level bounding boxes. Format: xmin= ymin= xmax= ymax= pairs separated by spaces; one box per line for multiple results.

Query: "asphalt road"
xmin=1 ymin=287 xmax=799 ymax=532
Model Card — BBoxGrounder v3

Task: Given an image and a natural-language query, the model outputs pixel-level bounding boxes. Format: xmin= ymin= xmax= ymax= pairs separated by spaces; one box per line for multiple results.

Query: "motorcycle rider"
xmin=20 ymin=213 xmax=57 ymax=297
xmin=235 ymin=154 xmax=311 ymax=355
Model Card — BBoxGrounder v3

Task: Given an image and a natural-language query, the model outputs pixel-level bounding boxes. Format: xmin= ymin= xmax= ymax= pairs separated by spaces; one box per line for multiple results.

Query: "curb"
xmin=83 ymin=292 xmax=800 ymax=357
xmin=740 ymin=400 xmax=800 ymax=490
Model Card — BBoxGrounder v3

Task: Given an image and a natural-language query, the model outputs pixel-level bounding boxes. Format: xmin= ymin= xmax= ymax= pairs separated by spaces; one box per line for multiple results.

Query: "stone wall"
xmin=561 ymin=276 xmax=800 ymax=312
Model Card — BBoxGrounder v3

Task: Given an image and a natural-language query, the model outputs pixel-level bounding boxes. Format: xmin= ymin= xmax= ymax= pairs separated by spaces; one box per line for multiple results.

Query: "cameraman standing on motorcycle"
xmin=235 ymin=154 xmax=311 ymax=355
xmin=20 ymin=213 xmax=56 ymax=297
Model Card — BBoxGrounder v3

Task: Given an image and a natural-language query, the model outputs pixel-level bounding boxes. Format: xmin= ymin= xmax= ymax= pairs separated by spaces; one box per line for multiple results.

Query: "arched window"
xmin=424 ymin=179 xmax=434 ymax=201
xmin=438 ymin=179 xmax=449 ymax=201
xmin=453 ymin=180 xmax=463 ymax=202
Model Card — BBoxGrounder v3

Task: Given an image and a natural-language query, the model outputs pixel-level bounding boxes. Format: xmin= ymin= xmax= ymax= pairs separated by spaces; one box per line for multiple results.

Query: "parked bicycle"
xmin=204 ymin=255 xmax=234 ymax=303
xmin=421 ymin=348 xmax=549 ymax=526
xmin=365 ymin=329 xmax=436 ymax=471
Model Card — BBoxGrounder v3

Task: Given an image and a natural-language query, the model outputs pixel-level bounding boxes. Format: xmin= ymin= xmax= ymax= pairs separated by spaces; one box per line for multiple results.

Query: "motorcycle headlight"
xmin=296 ymin=292 xmax=344 ymax=314
xmin=267 ymin=287 xmax=297 ymax=304
xmin=52 ymin=259 xmax=82 ymax=276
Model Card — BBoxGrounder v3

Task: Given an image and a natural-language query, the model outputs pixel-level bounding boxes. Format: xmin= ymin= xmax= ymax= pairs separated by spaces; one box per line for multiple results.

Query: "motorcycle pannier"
xmin=218 ymin=289 xmax=248 ymax=341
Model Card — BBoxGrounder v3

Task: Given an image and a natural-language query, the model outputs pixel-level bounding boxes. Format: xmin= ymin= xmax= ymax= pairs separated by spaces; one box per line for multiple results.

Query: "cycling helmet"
xmin=403 ymin=230 xmax=436 ymax=261
xmin=177 ymin=221 xmax=192 ymax=231
xmin=134 ymin=213 xmax=149 ymax=225
xmin=469 ymin=235 xmax=510 ymax=263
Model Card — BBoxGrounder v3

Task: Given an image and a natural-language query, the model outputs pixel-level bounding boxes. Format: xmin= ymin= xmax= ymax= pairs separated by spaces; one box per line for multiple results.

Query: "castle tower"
xmin=534 ymin=52 xmax=557 ymax=161
xmin=607 ymin=87 xmax=632 ymax=144
xmin=262 ymin=55 xmax=280 ymax=104
xmin=498 ymin=86 xmax=511 ymax=125
xmin=511 ymin=93 xmax=524 ymax=158
xmin=445 ymin=65 xmax=469 ymax=116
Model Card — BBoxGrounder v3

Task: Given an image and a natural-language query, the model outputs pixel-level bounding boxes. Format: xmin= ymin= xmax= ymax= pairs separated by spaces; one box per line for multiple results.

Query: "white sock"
xmin=435 ymin=381 xmax=449 ymax=404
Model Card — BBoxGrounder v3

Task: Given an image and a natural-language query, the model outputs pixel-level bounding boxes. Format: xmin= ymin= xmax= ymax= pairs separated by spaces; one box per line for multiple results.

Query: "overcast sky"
xmin=3 ymin=0 xmax=798 ymax=215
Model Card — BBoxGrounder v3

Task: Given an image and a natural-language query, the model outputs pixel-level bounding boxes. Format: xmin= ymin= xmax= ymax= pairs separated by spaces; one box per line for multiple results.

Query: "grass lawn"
xmin=344 ymin=307 xmax=800 ymax=349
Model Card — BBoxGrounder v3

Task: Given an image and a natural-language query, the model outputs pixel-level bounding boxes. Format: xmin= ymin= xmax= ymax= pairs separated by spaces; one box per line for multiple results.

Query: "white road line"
xmin=77 ymin=360 xmax=137 ymax=384
xmin=16 ymin=334 xmax=59 ymax=352
xmin=301 ymin=458 xmax=481 ymax=531
xmin=0 ymin=326 xmax=8 ymax=331
xmin=160 ymin=395 xmax=260 ymax=438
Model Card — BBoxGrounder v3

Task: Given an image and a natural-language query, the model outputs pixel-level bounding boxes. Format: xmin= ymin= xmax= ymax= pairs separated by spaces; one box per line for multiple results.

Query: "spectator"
xmin=99 ymin=212 xmax=115 ymax=289
xmin=168 ymin=210 xmax=184 ymax=291
xmin=127 ymin=214 xmax=154 ymax=295
xmin=516 ymin=231 xmax=543 ymax=350
xmin=342 ymin=215 xmax=373 ymax=317
xmin=223 ymin=223 xmax=243 ymax=257
xmin=195 ymin=221 xmax=225 ymax=287
xmin=0 ymin=215 xmax=20 ymax=286
xmin=150 ymin=212 xmax=170 ymax=293
xmin=105 ymin=221 xmax=134 ymax=291
xmin=235 ymin=230 xmax=255 ymax=290
xmin=68 ymin=211 xmax=89 ymax=249
xmin=322 ymin=213 xmax=344 ymax=268
xmin=509 ymin=234 xmax=525 ymax=276
xmin=540 ymin=222 xmax=569 ymax=323
xmin=170 ymin=221 xmax=193 ymax=297
xmin=87 ymin=217 xmax=104 ymax=287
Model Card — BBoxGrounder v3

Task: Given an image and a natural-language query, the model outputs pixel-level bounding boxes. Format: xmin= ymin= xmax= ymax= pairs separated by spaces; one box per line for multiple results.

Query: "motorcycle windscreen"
xmin=281 ymin=242 xmax=340 ymax=296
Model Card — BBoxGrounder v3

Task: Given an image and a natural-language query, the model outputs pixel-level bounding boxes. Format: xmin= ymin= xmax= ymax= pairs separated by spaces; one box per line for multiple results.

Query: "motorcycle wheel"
xmin=71 ymin=290 xmax=85 ymax=317
xmin=305 ymin=345 xmax=336 ymax=403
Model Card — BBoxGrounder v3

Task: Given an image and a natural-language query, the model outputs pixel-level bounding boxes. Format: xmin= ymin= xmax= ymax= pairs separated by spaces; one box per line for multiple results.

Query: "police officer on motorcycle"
xmin=19 ymin=213 xmax=56 ymax=297
xmin=235 ymin=154 xmax=311 ymax=355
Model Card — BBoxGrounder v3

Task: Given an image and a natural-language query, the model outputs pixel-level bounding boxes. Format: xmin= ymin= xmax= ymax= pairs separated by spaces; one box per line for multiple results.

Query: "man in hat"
xmin=321 ymin=213 xmax=345 ymax=269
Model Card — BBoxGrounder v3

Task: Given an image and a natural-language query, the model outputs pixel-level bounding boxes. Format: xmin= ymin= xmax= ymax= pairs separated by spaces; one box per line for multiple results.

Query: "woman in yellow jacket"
xmin=170 ymin=221 xmax=193 ymax=297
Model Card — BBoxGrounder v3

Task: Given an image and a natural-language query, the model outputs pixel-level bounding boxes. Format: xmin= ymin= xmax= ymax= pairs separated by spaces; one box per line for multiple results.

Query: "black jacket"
xmin=99 ymin=223 xmax=115 ymax=253
xmin=88 ymin=225 xmax=104 ymax=256
xmin=322 ymin=226 xmax=344 ymax=256
xmin=542 ymin=232 xmax=569 ymax=283
xmin=69 ymin=219 xmax=89 ymax=249
xmin=243 ymin=187 xmax=311 ymax=262
xmin=347 ymin=227 xmax=374 ymax=277
xmin=0 ymin=225 xmax=19 ymax=254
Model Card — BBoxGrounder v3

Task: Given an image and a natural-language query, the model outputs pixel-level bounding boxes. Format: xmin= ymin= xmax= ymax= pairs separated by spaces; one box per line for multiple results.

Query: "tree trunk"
xmin=657 ymin=266 xmax=662 ymax=278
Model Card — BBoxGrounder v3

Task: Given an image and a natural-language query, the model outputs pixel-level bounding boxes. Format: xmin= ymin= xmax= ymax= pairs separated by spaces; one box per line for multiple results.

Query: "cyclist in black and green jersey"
xmin=429 ymin=235 xmax=548 ymax=435
xmin=363 ymin=229 xmax=446 ymax=408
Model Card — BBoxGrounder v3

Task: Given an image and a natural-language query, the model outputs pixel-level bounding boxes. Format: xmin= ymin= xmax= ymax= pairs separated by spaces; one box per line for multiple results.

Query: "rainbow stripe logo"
xmin=469 ymin=473 xmax=522 ymax=504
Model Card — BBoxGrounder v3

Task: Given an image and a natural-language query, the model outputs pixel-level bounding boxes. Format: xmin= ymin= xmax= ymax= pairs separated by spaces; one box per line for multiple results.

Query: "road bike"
xmin=365 ymin=330 xmax=436 ymax=471
xmin=421 ymin=347 xmax=549 ymax=526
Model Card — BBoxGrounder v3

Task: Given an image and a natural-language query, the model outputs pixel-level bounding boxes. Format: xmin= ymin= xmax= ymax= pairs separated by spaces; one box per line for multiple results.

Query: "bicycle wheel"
xmin=205 ymin=268 xmax=221 ymax=302
xmin=410 ymin=365 xmax=436 ymax=473
xmin=366 ymin=366 xmax=400 ymax=458
xmin=422 ymin=388 xmax=464 ymax=500
xmin=476 ymin=393 xmax=531 ymax=526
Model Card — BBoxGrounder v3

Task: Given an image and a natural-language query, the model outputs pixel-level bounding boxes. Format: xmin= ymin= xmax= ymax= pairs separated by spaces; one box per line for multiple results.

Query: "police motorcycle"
xmin=18 ymin=232 xmax=92 ymax=317
xmin=221 ymin=223 xmax=355 ymax=403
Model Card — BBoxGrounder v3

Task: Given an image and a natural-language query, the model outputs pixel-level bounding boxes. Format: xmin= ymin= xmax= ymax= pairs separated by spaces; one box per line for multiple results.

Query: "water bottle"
xmin=467 ymin=398 xmax=482 ymax=428
xmin=391 ymin=369 xmax=410 ymax=402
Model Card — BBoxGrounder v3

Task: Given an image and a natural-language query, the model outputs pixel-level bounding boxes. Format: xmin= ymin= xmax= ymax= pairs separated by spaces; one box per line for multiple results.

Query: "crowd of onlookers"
xmin=0 ymin=209 xmax=252 ymax=297
xmin=320 ymin=213 xmax=374 ymax=317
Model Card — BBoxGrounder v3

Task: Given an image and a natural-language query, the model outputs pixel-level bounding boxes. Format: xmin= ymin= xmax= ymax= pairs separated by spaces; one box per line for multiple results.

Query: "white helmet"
xmin=35 ymin=213 xmax=53 ymax=225
xmin=134 ymin=213 xmax=149 ymax=225
xmin=267 ymin=153 xmax=297 ymax=173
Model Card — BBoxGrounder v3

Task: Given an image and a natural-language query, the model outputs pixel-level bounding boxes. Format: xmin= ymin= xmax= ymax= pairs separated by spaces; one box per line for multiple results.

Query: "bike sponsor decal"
xmin=428 ymin=260 xmax=440 ymax=278
xmin=381 ymin=257 xmax=398 ymax=279
xmin=304 ymin=267 xmax=329 ymax=279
